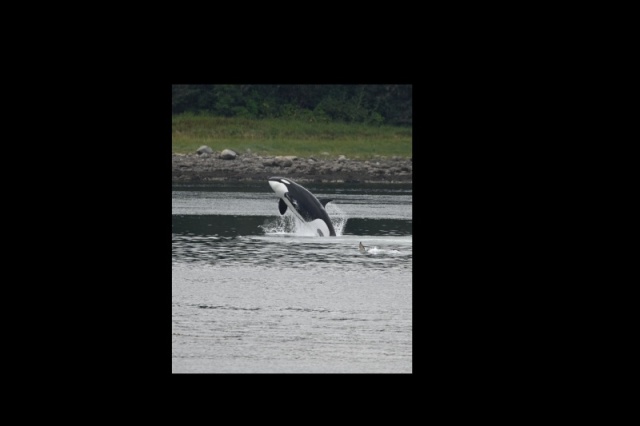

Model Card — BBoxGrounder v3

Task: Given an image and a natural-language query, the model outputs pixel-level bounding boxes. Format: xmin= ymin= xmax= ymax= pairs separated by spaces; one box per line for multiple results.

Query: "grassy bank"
xmin=172 ymin=113 xmax=412 ymax=159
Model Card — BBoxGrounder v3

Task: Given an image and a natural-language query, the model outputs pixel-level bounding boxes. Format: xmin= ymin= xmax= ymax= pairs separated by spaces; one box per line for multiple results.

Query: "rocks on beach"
xmin=172 ymin=147 xmax=412 ymax=183
xmin=196 ymin=145 xmax=213 ymax=158
xmin=219 ymin=149 xmax=237 ymax=160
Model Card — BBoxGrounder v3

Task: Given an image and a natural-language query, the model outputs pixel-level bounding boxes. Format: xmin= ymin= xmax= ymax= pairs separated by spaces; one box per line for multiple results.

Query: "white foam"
xmin=366 ymin=247 xmax=401 ymax=255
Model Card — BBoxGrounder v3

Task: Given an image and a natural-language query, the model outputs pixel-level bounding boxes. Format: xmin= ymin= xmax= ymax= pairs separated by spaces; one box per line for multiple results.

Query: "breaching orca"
xmin=268 ymin=177 xmax=336 ymax=236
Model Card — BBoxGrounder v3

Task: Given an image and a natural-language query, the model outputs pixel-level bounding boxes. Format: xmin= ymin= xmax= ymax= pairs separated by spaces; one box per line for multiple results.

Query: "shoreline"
xmin=172 ymin=152 xmax=412 ymax=184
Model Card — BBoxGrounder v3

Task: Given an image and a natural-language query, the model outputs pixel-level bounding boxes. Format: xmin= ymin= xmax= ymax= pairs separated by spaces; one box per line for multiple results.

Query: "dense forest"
xmin=172 ymin=85 xmax=412 ymax=126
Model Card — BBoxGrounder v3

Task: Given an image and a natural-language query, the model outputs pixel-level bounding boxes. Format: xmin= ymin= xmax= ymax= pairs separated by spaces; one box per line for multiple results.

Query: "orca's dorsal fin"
xmin=278 ymin=198 xmax=288 ymax=215
xmin=319 ymin=198 xmax=333 ymax=207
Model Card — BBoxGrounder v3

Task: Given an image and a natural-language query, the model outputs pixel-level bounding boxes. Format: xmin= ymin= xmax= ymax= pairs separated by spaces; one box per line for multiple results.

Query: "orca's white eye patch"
xmin=281 ymin=179 xmax=291 ymax=185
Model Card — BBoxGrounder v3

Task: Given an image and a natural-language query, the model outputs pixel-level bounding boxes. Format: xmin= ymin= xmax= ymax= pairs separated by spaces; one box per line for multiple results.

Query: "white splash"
xmin=326 ymin=203 xmax=348 ymax=236
xmin=260 ymin=214 xmax=298 ymax=235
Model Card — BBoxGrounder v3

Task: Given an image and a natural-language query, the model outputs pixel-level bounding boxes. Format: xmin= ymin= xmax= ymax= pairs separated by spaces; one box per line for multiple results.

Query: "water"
xmin=172 ymin=181 xmax=412 ymax=373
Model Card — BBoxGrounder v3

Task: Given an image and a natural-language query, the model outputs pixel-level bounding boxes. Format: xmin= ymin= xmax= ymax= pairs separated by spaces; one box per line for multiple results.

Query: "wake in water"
xmin=359 ymin=240 xmax=402 ymax=255
xmin=362 ymin=247 xmax=402 ymax=255
xmin=260 ymin=203 xmax=348 ymax=237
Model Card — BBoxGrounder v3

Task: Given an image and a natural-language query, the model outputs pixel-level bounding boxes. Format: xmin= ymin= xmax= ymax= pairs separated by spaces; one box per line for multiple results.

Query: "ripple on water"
xmin=172 ymin=233 xmax=412 ymax=271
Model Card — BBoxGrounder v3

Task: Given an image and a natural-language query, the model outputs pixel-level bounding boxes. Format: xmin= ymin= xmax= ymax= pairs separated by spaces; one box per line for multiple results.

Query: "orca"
xmin=359 ymin=242 xmax=368 ymax=252
xmin=268 ymin=176 xmax=336 ymax=236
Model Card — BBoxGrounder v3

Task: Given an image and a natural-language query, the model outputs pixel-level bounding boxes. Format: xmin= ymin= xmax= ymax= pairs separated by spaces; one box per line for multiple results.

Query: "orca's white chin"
xmin=269 ymin=180 xmax=288 ymax=198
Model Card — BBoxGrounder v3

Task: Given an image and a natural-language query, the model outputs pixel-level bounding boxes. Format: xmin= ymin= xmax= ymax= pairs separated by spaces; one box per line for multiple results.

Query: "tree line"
xmin=172 ymin=84 xmax=412 ymax=126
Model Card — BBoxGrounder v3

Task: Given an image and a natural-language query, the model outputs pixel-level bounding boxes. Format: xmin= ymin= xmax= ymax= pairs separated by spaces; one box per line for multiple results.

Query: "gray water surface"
xmin=172 ymin=182 xmax=412 ymax=373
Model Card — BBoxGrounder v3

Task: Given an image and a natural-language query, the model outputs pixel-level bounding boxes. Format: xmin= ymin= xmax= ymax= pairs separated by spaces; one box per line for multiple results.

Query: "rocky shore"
xmin=172 ymin=148 xmax=412 ymax=184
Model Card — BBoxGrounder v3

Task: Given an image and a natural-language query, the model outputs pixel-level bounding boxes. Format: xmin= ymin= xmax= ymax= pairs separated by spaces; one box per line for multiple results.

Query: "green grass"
xmin=172 ymin=113 xmax=412 ymax=159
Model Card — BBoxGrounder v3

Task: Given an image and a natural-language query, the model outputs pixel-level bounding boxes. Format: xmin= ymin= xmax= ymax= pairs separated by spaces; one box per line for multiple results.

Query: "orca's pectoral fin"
xmin=278 ymin=198 xmax=288 ymax=215
xmin=319 ymin=198 xmax=333 ymax=207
